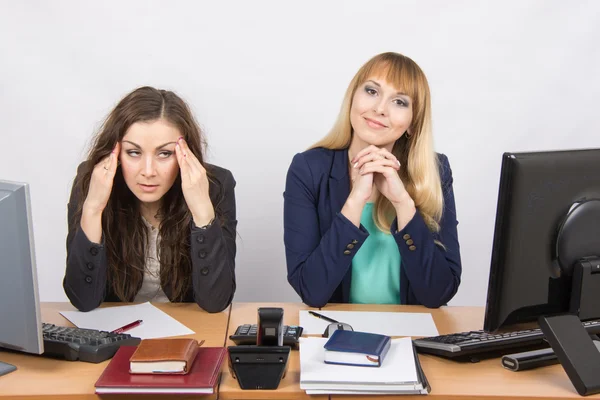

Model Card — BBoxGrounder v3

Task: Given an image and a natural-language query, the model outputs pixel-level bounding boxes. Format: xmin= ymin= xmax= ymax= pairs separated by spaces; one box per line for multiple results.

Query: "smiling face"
xmin=119 ymin=119 xmax=181 ymax=209
xmin=349 ymin=77 xmax=413 ymax=150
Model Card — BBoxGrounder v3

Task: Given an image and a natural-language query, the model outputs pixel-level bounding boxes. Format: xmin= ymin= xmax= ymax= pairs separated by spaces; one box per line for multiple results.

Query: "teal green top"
xmin=349 ymin=203 xmax=401 ymax=304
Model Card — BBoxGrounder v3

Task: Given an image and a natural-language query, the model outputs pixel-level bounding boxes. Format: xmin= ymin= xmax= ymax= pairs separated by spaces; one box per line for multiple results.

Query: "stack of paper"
xmin=300 ymin=337 xmax=429 ymax=395
xmin=60 ymin=302 xmax=194 ymax=339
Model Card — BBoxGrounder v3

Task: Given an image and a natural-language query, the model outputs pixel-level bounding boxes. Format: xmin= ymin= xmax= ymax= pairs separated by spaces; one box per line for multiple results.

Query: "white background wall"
xmin=1 ymin=0 xmax=599 ymax=306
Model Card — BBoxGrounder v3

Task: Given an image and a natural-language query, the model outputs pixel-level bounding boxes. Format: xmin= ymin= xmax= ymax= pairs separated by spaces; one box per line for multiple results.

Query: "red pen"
xmin=112 ymin=319 xmax=143 ymax=334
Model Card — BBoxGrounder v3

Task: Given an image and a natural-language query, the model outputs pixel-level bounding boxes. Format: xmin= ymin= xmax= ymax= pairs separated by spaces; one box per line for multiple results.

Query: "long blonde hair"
xmin=311 ymin=52 xmax=443 ymax=233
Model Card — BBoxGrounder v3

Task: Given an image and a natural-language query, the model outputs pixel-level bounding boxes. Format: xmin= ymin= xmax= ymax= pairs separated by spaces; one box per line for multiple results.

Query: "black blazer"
xmin=63 ymin=163 xmax=237 ymax=313
xmin=284 ymin=147 xmax=462 ymax=308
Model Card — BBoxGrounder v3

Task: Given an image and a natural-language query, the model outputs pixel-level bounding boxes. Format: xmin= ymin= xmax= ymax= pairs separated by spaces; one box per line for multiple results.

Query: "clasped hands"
xmin=349 ymin=146 xmax=416 ymax=226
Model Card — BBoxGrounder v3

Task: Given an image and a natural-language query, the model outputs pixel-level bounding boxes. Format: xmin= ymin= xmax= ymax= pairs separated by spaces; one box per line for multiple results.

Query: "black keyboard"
xmin=229 ymin=324 xmax=303 ymax=348
xmin=413 ymin=319 xmax=600 ymax=362
xmin=42 ymin=323 xmax=141 ymax=363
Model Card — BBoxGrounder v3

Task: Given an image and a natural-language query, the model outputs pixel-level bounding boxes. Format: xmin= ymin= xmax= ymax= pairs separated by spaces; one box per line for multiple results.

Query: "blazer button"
xmin=85 ymin=276 xmax=93 ymax=283
xmin=200 ymin=267 xmax=210 ymax=276
xmin=352 ymin=240 xmax=358 ymax=244
xmin=197 ymin=235 xmax=205 ymax=244
xmin=86 ymin=262 xmax=94 ymax=271
xmin=403 ymin=234 xmax=411 ymax=240
xmin=198 ymin=251 xmax=207 ymax=259
xmin=90 ymin=247 xmax=99 ymax=256
xmin=343 ymin=250 xmax=351 ymax=255
xmin=406 ymin=239 xmax=414 ymax=245
xmin=409 ymin=245 xmax=417 ymax=251
xmin=346 ymin=244 xmax=355 ymax=249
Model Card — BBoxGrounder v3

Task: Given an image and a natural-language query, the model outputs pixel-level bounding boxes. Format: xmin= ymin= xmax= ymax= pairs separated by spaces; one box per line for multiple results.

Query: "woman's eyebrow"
xmin=122 ymin=140 xmax=176 ymax=150
xmin=366 ymin=80 xmax=408 ymax=96
xmin=156 ymin=142 xmax=177 ymax=150
xmin=366 ymin=79 xmax=381 ymax=87
xmin=122 ymin=140 xmax=140 ymax=149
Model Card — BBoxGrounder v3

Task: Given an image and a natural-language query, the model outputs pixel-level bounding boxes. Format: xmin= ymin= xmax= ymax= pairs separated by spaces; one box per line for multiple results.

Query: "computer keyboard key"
xmin=41 ymin=323 xmax=141 ymax=363
xmin=413 ymin=318 xmax=600 ymax=362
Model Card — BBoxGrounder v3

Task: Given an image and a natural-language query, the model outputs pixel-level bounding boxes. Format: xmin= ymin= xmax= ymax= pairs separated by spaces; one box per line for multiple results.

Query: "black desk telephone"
xmin=229 ymin=324 xmax=303 ymax=348
xmin=228 ymin=307 xmax=297 ymax=390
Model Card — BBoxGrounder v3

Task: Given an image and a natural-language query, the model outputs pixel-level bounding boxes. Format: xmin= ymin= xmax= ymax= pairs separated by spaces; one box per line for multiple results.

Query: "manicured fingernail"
xmin=177 ymin=137 xmax=183 ymax=143
xmin=353 ymin=162 xmax=358 ymax=168
xmin=397 ymin=160 xmax=401 ymax=166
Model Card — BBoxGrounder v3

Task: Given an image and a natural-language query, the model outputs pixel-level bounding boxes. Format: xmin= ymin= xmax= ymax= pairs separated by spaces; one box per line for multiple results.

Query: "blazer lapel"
xmin=328 ymin=148 xmax=353 ymax=302
xmin=328 ymin=148 xmax=351 ymax=213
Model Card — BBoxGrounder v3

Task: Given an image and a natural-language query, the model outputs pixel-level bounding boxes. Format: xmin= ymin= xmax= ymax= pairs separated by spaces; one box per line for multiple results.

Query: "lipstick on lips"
xmin=364 ymin=117 xmax=387 ymax=129
xmin=138 ymin=183 xmax=159 ymax=193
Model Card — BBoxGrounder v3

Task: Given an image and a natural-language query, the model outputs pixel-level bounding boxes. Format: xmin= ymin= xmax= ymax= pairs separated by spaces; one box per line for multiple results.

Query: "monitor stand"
xmin=0 ymin=360 xmax=17 ymax=377
xmin=538 ymin=258 xmax=600 ymax=396
xmin=540 ymin=314 xmax=600 ymax=396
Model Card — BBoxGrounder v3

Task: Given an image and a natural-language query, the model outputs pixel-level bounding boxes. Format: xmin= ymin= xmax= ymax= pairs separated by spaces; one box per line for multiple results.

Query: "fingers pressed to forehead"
xmin=178 ymin=137 xmax=193 ymax=153
xmin=188 ymin=151 xmax=205 ymax=173
xmin=175 ymin=142 xmax=188 ymax=167
xmin=109 ymin=152 xmax=118 ymax=172
xmin=178 ymin=139 xmax=205 ymax=172
xmin=95 ymin=154 xmax=112 ymax=170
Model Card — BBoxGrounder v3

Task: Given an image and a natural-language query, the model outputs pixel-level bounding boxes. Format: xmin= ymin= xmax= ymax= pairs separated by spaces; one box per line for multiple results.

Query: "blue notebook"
xmin=323 ymin=330 xmax=391 ymax=367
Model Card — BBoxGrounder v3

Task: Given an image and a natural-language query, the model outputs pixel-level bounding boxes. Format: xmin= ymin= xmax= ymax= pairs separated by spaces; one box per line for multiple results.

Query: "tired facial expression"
xmin=350 ymin=77 xmax=413 ymax=149
xmin=120 ymin=119 xmax=181 ymax=208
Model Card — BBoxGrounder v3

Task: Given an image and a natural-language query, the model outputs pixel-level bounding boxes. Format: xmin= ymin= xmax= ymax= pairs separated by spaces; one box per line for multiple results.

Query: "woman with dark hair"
xmin=64 ymin=86 xmax=236 ymax=313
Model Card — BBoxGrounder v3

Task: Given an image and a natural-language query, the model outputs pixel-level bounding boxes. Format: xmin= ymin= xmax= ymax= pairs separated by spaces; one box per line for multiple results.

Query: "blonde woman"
xmin=283 ymin=52 xmax=461 ymax=308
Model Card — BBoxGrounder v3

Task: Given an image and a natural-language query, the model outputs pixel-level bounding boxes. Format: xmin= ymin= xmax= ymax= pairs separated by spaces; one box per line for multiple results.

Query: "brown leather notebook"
xmin=96 ymin=346 xmax=226 ymax=394
xmin=129 ymin=338 xmax=204 ymax=374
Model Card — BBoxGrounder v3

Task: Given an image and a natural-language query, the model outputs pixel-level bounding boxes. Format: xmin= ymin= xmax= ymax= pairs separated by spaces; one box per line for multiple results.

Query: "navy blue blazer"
xmin=283 ymin=147 xmax=461 ymax=308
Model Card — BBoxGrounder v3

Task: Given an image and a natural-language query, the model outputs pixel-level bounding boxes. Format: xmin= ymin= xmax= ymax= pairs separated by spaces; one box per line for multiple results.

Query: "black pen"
xmin=308 ymin=311 xmax=339 ymax=324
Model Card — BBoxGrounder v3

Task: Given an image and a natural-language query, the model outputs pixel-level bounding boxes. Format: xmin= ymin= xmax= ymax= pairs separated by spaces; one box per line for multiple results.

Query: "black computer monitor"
xmin=484 ymin=149 xmax=600 ymax=332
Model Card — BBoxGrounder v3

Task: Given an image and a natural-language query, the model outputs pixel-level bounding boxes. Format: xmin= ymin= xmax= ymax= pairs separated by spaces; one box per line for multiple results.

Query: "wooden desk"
xmin=220 ymin=303 xmax=600 ymax=400
xmin=0 ymin=302 xmax=230 ymax=400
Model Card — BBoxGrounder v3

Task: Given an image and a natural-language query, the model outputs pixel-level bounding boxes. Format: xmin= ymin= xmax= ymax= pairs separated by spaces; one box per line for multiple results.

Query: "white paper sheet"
xmin=299 ymin=310 xmax=438 ymax=337
xmin=60 ymin=302 xmax=194 ymax=339
xmin=306 ymin=388 xmax=427 ymax=395
xmin=300 ymin=337 xmax=419 ymax=389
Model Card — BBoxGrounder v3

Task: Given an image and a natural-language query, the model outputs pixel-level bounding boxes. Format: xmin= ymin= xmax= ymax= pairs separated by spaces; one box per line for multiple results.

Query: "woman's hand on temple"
xmin=83 ymin=142 xmax=121 ymax=216
xmin=175 ymin=138 xmax=215 ymax=227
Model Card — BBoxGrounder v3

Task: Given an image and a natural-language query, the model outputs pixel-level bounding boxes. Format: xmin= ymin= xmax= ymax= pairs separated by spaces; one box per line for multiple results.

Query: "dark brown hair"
xmin=70 ymin=86 xmax=223 ymax=301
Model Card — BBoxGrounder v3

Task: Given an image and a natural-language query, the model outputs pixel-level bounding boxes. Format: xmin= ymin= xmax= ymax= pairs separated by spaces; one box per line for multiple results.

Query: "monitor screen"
xmin=483 ymin=149 xmax=600 ymax=332
xmin=0 ymin=180 xmax=43 ymax=354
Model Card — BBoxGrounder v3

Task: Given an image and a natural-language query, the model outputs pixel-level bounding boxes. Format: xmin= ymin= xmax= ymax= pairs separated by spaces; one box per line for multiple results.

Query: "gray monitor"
xmin=0 ymin=180 xmax=43 ymax=355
